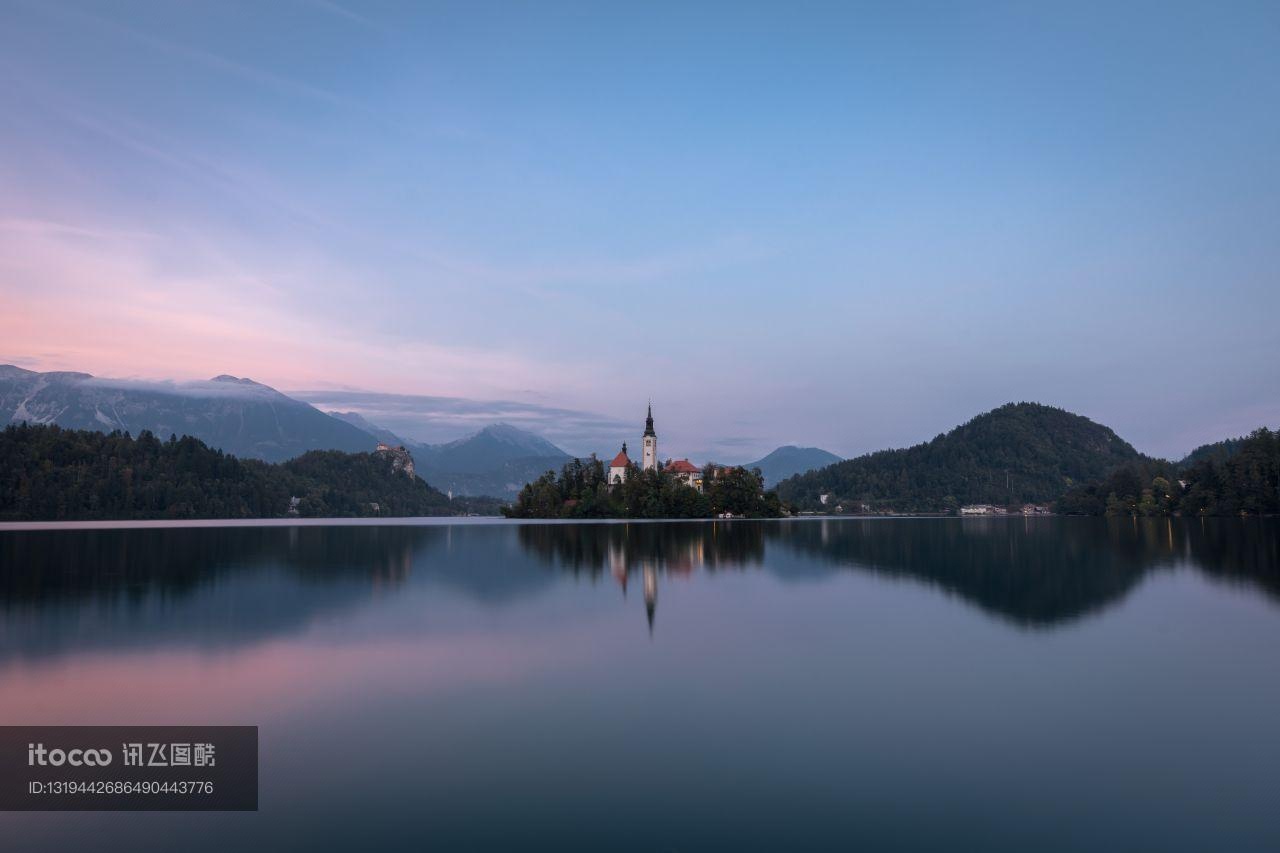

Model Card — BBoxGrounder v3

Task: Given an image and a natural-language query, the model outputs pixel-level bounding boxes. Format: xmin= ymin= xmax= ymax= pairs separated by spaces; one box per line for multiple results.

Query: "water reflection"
xmin=0 ymin=525 xmax=425 ymax=603
xmin=516 ymin=521 xmax=766 ymax=632
xmin=770 ymin=517 xmax=1159 ymax=627
xmin=518 ymin=518 xmax=1280 ymax=630
xmin=0 ymin=518 xmax=1276 ymax=661
xmin=3 ymin=518 xmax=1277 ymax=853
xmin=0 ymin=525 xmax=554 ymax=662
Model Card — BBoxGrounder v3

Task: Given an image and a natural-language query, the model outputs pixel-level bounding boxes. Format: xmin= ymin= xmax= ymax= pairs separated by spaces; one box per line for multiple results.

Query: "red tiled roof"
xmin=610 ymin=449 xmax=630 ymax=467
xmin=665 ymin=459 xmax=700 ymax=474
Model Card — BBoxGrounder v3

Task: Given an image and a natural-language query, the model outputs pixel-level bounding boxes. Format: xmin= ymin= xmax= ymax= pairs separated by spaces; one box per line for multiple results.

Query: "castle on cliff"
xmin=374 ymin=442 xmax=416 ymax=480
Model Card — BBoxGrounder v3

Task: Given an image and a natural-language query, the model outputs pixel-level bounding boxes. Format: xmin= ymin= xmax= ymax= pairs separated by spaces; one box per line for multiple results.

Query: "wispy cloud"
xmin=294 ymin=0 xmax=381 ymax=30
xmin=80 ymin=376 xmax=283 ymax=401
xmin=0 ymin=217 xmax=600 ymax=401
xmin=5 ymin=87 xmax=341 ymax=233
xmin=291 ymin=389 xmax=632 ymax=453
xmin=22 ymin=0 xmax=358 ymax=110
xmin=0 ymin=218 xmax=160 ymax=242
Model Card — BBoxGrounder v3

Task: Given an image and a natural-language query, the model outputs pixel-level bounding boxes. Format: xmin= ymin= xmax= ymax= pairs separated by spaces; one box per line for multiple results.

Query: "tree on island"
xmin=502 ymin=456 xmax=784 ymax=519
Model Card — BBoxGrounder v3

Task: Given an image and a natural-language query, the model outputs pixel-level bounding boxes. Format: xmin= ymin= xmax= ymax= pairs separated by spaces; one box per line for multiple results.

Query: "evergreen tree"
xmin=0 ymin=424 xmax=461 ymax=520
xmin=503 ymin=457 xmax=779 ymax=519
xmin=1058 ymin=428 xmax=1279 ymax=517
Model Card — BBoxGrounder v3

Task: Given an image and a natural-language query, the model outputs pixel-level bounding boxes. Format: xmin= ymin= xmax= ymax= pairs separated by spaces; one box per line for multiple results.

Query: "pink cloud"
xmin=0 ymin=218 xmax=599 ymax=399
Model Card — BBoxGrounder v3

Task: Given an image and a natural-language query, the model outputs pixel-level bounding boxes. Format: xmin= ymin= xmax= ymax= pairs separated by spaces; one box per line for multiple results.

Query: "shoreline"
xmin=4 ymin=514 xmax=1270 ymax=532
xmin=0 ymin=513 xmax=1123 ymax=532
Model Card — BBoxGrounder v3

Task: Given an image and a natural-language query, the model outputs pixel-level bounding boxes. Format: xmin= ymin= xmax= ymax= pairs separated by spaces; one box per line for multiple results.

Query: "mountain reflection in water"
xmin=0 ymin=518 xmax=1275 ymax=663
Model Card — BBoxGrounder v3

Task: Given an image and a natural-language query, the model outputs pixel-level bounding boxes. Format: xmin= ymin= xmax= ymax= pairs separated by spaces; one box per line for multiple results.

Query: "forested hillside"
xmin=1059 ymin=428 xmax=1279 ymax=516
xmin=776 ymin=403 xmax=1139 ymax=512
xmin=0 ymin=424 xmax=457 ymax=521
xmin=1179 ymin=435 xmax=1253 ymax=468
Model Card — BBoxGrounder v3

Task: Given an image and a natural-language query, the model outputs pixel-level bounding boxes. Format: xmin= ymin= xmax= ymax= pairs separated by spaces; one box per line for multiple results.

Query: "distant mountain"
xmin=326 ymin=415 xmax=571 ymax=499
xmin=424 ymin=422 xmax=566 ymax=465
xmin=744 ymin=446 xmax=842 ymax=487
xmin=0 ymin=365 xmax=579 ymax=499
xmin=777 ymin=402 xmax=1140 ymax=512
xmin=416 ymin=423 xmax=571 ymax=498
xmin=327 ymin=410 xmax=415 ymax=448
xmin=0 ymin=365 xmax=377 ymax=463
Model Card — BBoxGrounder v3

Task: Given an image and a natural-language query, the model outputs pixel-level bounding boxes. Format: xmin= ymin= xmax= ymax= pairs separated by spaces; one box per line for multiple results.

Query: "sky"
xmin=2 ymin=0 xmax=1278 ymax=460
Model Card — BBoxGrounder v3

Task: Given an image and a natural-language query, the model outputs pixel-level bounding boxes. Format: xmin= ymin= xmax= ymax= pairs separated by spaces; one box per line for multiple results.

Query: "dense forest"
xmin=502 ymin=456 xmax=784 ymax=519
xmin=1058 ymin=428 xmax=1279 ymax=516
xmin=777 ymin=403 xmax=1140 ymax=513
xmin=0 ymin=424 xmax=463 ymax=520
xmin=1178 ymin=434 xmax=1251 ymax=468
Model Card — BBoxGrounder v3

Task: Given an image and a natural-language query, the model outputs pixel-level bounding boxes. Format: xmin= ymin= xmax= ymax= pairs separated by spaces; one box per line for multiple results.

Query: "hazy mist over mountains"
xmin=290 ymin=388 xmax=632 ymax=456
xmin=0 ymin=365 xmax=374 ymax=462
xmin=4 ymin=364 xmax=1272 ymax=506
xmin=1 ymin=364 xmax=848 ymax=497
xmin=0 ymin=366 xmax=572 ymax=496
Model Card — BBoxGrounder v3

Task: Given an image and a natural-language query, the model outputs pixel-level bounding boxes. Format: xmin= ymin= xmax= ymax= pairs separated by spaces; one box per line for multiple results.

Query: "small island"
xmin=503 ymin=404 xmax=785 ymax=519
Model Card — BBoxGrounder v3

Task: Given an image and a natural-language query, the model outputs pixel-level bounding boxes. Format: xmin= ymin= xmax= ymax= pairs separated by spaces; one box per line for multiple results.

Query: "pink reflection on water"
xmin=0 ymin=630 xmax=598 ymax=726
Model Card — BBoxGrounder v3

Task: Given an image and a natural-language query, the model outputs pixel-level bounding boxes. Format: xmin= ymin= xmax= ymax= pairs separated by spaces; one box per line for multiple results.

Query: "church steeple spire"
xmin=641 ymin=401 xmax=657 ymax=471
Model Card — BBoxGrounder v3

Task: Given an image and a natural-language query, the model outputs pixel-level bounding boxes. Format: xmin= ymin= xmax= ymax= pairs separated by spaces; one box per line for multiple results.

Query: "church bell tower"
xmin=642 ymin=402 xmax=657 ymax=471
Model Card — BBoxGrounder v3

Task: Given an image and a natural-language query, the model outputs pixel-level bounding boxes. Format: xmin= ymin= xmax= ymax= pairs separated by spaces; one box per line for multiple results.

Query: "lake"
xmin=0 ymin=517 xmax=1278 ymax=851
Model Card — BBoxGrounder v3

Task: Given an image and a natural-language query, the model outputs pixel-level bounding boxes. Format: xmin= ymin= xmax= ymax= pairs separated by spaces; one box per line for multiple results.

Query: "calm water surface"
xmin=0 ymin=517 xmax=1277 ymax=851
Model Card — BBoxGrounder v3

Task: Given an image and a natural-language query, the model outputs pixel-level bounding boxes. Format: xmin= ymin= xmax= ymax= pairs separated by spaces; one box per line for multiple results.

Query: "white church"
xmin=608 ymin=404 xmax=704 ymax=491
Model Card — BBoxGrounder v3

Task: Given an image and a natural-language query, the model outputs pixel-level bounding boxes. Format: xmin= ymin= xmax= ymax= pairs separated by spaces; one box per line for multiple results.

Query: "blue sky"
xmin=2 ymin=0 xmax=1277 ymax=460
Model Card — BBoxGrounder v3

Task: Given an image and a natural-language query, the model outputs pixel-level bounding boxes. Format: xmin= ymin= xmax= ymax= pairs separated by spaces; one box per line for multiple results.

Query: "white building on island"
xmin=609 ymin=442 xmax=632 ymax=485
xmin=641 ymin=402 xmax=657 ymax=471
xmin=607 ymin=404 xmax=706 ymax=492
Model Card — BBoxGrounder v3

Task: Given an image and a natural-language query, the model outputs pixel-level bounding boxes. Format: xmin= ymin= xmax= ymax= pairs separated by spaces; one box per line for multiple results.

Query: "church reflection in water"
xmin=607 ymin=532 xmax=704 ymax=632
xmin=518 ymin=521 xmax=768 ymax=633
xmin=612 ymin=530 xmax=701 ymax=632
